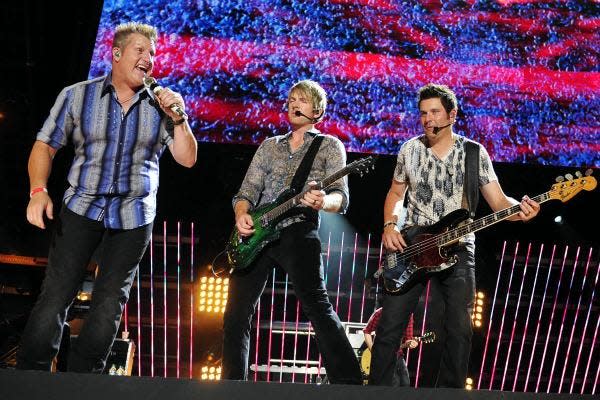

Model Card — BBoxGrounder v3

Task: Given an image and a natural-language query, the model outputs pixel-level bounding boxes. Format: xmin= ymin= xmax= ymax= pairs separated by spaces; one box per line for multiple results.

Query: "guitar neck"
xmin=438 ymin=192 xmax=551 ymax=246
xmin=263 ymin=166 xmax=353 ymax=222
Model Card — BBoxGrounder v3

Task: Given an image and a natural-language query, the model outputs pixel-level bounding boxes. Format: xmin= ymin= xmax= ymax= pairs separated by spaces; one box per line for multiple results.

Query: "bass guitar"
xmin=383 ymin=172 xmax=596 ymax=294
xmin=226 ymin=157 xmax=375 ymax=270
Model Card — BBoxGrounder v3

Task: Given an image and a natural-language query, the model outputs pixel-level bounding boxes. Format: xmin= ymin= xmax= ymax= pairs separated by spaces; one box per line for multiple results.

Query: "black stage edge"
xmin=0 ymin=369 xmax=594 ymax=400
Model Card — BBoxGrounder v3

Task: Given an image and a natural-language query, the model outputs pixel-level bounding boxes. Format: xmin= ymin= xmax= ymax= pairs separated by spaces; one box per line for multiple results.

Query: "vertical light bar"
xmin=335 ymin=232 xmax=345 ymax=313
xmin=573 ymin=255 xmax=599 ymax=394
xmin=291 ymin=300 xmax=301 ymax=383
xmin=252 ymin=297 xmax=261 ymax=382
xmin=489 ymin=241 xmax=520 ymax=390
xmin=325 ymin=232 xmax=332 ymax=279
xmin=189 ymin=222 xmax=194 ymax=379
xmin=478 ymin=241 xmax=508 ymax=389
xmin=346 ymin=233 xmax=359 ymax=322
xmin=360 ymin=233 xmax=372 ymax=323
xmin=266 ymin=269 xmax=276 ymax=382
xmin=279 ymin=274 xmax=289 ymax=383
xmin=559 ymin=248 xmax=593 ymax=393
xmin=176 ymin=221 xmax=181 ymax=378
xmin=535 ymin=245 xmax=570 ymax=392
xmin=586 ymin=313 xmax=600 ymax=394
xmin=547 ymin=246 xmax=580 ymax=393
xmin=304 ymin=323 xmax=312 ymax=384
xmin=524 ymin=244 xmax=557 ymax=392
xmin=514 ymin=243 xmax=545 ymax=392
xmin=414 ymin=281 xmax=431 ymax=388
xmin=150 ymin=227 xmax=156 ymax=377
xmin=163 ymin=221 xmax=168 ymax=377
xmin=501 ymin=243 xmax=532 ymax=390
xmin=136 ymin=234 xmax=144 ymax=376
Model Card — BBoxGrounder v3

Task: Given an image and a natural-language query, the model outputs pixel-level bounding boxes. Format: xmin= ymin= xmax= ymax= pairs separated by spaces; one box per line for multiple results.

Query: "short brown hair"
xmin=417 ymin=84 xmax=458 ymax=114
xmin=112 ymin=22 xmax=158 ymax=49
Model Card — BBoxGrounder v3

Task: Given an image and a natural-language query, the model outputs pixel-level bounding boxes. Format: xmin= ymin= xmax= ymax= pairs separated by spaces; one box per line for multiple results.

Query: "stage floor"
xmin=0 ymin=369 xmax=594 ymax=400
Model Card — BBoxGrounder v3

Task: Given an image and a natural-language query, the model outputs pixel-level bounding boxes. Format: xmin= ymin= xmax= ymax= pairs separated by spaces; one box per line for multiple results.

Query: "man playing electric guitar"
xmin=369 ymin=84 xmax=540 ymax=388
xmin=221 ymin=80 xmax=362 ymax=385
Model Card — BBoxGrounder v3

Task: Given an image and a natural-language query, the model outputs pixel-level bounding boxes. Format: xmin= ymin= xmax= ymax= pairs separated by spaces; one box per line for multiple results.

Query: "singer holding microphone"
xmin=369 ymin=84 xmax=540 ymax=387
xmin=222 ymin=80 xmax=362 ymax=385
xmin=17 ymin=22 xmax=196 ymax=373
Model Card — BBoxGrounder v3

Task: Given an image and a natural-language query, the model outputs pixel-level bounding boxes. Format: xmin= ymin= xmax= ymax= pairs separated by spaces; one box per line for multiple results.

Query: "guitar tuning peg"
xmin=565 ymin=173 xmax=573 ymax=181
xmin=585 ymin=169 xmax=593 ymax=176
xmin=555 ymin=176 xmax=564 ymax=183
xmin=575 ymin=171 xmax=582 ymax=178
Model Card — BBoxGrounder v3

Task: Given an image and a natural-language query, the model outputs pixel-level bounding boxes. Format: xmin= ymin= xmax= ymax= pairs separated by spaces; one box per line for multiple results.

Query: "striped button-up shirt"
xmin=37 ymin=73 xmax=173 ymax=229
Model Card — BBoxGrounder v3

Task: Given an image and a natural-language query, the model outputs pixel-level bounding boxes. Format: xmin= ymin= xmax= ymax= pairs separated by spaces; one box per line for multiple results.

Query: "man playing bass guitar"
xmin=369 ymin=84 xmax=540 ymax=388
xmin=222 ymin=80 xmax=362 ymax=385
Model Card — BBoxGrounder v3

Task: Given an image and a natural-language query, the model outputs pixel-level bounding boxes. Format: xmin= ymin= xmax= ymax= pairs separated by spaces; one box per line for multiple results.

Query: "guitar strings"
xmin=389 ymin=191 xmax=550 ymax=264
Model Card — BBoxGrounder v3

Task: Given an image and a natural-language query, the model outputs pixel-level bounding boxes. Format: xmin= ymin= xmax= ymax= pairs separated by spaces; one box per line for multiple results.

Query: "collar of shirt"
xmin=100 ymin=72 xmax=151 ymax=104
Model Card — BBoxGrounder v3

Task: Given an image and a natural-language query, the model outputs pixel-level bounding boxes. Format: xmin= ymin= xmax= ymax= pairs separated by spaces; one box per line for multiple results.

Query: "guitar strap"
xmin=464 ymin=140 xmax=480 ymax=218
xmin=289 ymin=134 xmax=325 ymax=193
xmin=286 ymin=133 xmax=324 ymax=224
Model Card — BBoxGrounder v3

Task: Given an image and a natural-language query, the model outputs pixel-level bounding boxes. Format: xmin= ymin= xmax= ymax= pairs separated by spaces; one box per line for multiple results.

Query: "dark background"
xmin=0 ymin=0 xmax=598 ymax=384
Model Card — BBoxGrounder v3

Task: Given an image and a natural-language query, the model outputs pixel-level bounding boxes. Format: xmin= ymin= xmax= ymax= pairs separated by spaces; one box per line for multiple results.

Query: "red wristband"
xmin=30 ymin=187 xmax=48 ymax=198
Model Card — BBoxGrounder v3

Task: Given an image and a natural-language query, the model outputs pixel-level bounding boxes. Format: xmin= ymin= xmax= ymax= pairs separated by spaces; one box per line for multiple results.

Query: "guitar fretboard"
xmin=436 ymin=192 xmax=550 ymax=246
xmin=260 ymin=163 xmax=360 ymax=225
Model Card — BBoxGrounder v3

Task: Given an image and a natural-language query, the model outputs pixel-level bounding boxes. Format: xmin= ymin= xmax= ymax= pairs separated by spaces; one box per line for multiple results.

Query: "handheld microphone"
xmin=143 ymin=76 xmax=187 ymax=119
xmin=294 ymin=110 xmax=320 ymax=123
xmin=432 ymin=122 xmax=453 ymax=135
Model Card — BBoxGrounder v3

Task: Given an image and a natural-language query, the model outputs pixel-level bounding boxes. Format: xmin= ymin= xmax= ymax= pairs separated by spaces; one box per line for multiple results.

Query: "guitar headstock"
xmin=347 ymin=156 xmax=375 ymax=177
xmin=419 ymin=331 xmax=436 ymax=344
xmin=549 ymin=170 xmax=597 ymax=203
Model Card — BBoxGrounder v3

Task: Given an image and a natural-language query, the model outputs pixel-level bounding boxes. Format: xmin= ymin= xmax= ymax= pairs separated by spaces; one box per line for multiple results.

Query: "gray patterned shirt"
xmin=394 ymin=134 xmax=498 ymax=243
xmin=233 ymin=130 xmax=349 ymax=227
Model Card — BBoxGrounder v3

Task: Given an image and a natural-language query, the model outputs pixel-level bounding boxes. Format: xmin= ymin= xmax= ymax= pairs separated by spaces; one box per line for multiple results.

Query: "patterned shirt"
xmin=37 ymin=73 xmax=174 ymax=229
xmin=393 ymin=134 xmax=498 ymax=243
xmin=233 ymin=130 xmax=349 ymax=227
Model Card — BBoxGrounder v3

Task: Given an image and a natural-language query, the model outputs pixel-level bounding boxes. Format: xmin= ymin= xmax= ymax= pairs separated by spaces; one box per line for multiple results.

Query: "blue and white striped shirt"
xmin=37 ymin=73 xmax=174 ymax=229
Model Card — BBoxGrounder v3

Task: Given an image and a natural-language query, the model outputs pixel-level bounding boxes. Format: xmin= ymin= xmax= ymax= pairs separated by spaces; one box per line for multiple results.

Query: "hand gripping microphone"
xmin=143 ymin=76 xmax=188 ymax=119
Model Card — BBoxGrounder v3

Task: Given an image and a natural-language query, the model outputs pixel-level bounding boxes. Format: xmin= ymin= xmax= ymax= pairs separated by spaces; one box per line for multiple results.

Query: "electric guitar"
xmin=383 ymin=172 xmax=597 ymax=294
xmin=226 ymin=157 xmax=375 ymax=270
xmin=360 ymin=331 xmax=436 ymax=377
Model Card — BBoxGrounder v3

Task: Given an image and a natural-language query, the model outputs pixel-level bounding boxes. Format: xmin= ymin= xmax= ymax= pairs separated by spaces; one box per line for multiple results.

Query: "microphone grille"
xmin=142 ymin=76 xmax=156 ymax=88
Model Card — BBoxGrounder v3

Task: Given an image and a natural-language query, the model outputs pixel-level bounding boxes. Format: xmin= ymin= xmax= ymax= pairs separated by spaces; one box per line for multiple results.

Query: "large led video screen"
xmin=89 ymin=0 xmax=599 ymax=168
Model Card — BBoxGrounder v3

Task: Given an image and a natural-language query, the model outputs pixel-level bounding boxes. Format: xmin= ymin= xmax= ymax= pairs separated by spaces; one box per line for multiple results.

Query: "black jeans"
xmin=222 ymin=221 xmax=362 ymax=384
xmin=17 ymin=206 xmax=152 ymax=373
xmin=369 ymin=243 xmax=475 ymax=388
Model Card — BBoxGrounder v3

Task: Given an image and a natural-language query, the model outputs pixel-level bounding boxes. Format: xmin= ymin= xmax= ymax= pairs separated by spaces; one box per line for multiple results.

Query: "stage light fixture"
xmin=198 ymin=276 xmax=229 ymax=313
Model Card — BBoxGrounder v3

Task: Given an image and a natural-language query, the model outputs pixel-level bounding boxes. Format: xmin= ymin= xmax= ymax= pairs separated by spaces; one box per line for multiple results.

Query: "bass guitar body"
xmin=382 ymin=209 xmax=470 ymax=293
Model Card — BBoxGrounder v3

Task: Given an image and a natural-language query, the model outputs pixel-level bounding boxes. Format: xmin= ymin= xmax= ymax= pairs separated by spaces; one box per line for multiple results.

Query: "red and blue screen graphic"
xmin=89 ymin=0 xmax=599 ymax=168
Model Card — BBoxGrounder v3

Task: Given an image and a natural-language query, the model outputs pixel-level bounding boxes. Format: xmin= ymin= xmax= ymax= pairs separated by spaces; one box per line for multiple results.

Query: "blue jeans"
xmin=222 ymin=222 xmax=363 ymax=384
xmin=369 ymin=243 xmax=476 ymax=388
xmin=16 ymin=206 xmax=152 ymax=373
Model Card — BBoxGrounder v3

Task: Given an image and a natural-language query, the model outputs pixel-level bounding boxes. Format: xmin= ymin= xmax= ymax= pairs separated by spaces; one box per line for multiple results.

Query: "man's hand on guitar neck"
xmin=234 ymin=200 xmax=255 ymax=237
xmin=300 ymin=181 xmax=327 ymax=211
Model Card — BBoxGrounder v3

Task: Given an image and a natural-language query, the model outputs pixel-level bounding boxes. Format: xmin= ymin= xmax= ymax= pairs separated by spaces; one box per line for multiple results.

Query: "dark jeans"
xmin=222 ymin=221 xmax=362 ymax=385
xmin=369 ymin=243 xmax=475 ymax=388
xmin=17 ymin=206 xmax=152 ymax=373
xmin=392 ymin=355 xmax=410 ymax=387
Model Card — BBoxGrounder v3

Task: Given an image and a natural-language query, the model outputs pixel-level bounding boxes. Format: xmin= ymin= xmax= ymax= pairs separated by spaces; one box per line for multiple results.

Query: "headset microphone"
xmin=432 ymin=122 xmax=453 ymax=135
